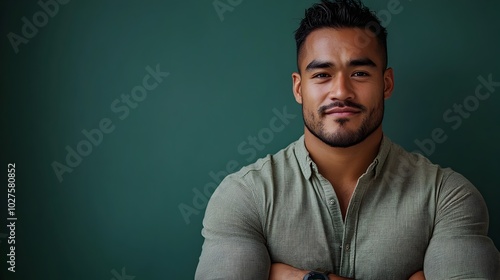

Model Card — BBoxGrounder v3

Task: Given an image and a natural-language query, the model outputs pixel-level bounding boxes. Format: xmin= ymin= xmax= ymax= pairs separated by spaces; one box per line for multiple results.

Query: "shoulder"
xmin=211 ymin=135 xmax=307 ymax=203
xmin=221 ymin=137 xmax=303 ymax=190
xmin=207 ymin=136 xmax=304 ymax=211
xmin=204 ymin=137 xmax=303 ymax=223
xmin=383 ymin=140 xmax=460 ymax=187
xmin=384 ymin=139 xmax=486 ymax=216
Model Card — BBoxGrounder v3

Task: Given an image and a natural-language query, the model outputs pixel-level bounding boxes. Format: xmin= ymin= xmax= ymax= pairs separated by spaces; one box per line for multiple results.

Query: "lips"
xmin=324 ymin=107 xmax=361 ymax=116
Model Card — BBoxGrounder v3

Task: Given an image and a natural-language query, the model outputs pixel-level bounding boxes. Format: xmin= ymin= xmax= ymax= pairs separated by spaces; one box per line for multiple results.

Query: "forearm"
xmin=269 ymin=263 xmax=426 ymax=280
xmin=269 ymin=263 xmax=352 ymax=280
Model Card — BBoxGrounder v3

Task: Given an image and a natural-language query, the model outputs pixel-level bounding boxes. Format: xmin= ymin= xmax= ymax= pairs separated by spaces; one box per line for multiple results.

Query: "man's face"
xmin=292 ymin=27 xmax=394 ymax=148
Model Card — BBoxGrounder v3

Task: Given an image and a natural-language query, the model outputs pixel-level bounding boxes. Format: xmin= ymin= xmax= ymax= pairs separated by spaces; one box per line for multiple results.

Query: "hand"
xmin=408 ymin=271 xmax=425 ymax=280
xmin=269 ymin=263 xmax=352 ymax=280
xmin=269 ymin=263 xmax=306 ymax=280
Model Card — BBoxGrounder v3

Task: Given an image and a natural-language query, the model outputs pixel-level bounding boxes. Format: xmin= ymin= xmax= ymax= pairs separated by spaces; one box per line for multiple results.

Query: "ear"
xmin=383 ymin=67 xmax=394 ymax=100
xmin=292 ymin=72 xmax=303 ymax=104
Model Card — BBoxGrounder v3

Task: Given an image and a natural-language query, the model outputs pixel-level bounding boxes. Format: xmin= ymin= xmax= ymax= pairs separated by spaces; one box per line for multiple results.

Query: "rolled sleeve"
xmin=195 ymin=175 xmax=270 ymax=280
xmin=424 ymin=172 xmax=500 ymax=279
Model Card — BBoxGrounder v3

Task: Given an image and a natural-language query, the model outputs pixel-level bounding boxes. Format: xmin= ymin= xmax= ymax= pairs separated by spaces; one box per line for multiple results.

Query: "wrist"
xmin=303 ymin=271 xmax=330 ymax=280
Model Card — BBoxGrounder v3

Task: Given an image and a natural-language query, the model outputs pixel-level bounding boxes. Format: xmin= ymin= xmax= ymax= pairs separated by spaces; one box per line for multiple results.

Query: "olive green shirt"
xmin=195 ymin=135 xmax=500 ymax=279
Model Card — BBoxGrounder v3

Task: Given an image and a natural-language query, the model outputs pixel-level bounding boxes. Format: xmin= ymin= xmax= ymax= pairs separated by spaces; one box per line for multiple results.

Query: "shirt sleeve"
xmin=423 ymin=171 xmax=500 ymax=279
xmin=195 ymin=174 xmax=270 ymax=280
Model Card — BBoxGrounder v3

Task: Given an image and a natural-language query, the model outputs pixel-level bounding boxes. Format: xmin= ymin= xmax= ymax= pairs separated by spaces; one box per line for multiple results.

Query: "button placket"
xmin=313 ymin=172 xmax=344 ymax=271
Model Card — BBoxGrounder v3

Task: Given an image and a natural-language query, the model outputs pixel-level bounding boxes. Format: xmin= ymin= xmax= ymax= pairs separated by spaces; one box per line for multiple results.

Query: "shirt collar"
xmin=294 ymin=134 xmax=393 ymax=181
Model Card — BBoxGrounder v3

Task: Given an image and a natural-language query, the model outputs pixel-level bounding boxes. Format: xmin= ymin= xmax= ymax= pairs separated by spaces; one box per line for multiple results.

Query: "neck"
xmin=304 ymin=127 xmax=383 ymax=185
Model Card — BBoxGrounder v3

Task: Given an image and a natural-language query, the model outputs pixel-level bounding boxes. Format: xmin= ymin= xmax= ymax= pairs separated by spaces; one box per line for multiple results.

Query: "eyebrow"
xmin=305 ymin=60 xmax=334 ymax=72
xmin=349 ymin=58 xmax=377 ymax=67
xmin=305 ymin=58 xmax=377 ymax=72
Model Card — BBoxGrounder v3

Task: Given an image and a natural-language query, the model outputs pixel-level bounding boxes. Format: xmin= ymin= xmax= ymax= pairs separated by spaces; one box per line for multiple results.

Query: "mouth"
xmin=324 ymin=107 xmax=361 ymax=117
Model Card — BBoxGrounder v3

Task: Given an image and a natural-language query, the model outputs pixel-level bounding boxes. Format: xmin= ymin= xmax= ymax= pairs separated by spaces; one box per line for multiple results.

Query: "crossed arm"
xmin=195 ymin=174 xmax=500 ymax=279
xmin=269 ymin=263 xmax=425 ymax=280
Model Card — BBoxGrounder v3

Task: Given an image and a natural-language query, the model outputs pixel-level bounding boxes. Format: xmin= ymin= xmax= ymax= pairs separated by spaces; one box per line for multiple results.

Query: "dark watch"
xmin=303 ymin=271 xmax=329 ymax=280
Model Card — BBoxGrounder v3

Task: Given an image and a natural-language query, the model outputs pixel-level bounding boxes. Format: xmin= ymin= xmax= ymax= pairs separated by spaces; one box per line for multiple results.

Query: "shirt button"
xmin=329 ymin=199 xmax=335 ymax=205
xmin=345 ymin=244 xmax=350 ymax=251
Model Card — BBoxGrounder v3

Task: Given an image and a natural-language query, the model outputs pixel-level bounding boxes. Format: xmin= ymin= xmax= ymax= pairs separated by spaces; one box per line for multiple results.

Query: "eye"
xmin=352 ymin=72 xmax=369 ymax=77
xmin=312 ymin=73 xmax=331 ymax=79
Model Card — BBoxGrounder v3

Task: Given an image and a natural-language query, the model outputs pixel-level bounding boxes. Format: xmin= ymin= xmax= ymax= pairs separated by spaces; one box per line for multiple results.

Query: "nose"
xmin=328 ymin=73 xmax=354 ymax=100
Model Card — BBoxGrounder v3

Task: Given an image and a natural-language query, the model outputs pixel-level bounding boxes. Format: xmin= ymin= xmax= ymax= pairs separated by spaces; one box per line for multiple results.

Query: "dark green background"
xmin=1 ymin=0 xmax=499 ymax=279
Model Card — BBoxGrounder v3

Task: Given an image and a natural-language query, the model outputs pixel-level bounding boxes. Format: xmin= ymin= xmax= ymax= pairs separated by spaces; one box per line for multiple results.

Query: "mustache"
xmin=319 ymin=100 xmax=366 ymax=115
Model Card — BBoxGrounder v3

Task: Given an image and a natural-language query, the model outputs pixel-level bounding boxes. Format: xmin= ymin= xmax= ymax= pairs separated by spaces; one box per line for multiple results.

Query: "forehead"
xmin=299 ymin=27 xmax=383 ymax=69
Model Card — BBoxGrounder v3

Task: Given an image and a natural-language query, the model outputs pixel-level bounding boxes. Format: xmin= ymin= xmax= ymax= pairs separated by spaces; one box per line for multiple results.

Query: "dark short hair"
xmin=294 ymin=0 xmax=388 ymax=70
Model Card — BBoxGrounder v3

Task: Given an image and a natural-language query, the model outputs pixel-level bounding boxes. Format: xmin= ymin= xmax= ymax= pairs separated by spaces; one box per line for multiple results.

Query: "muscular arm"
xmin=269 ymin=263 xmax=352 ymax=280
xmin=269 ymin=263 xmax=424 ymax=280
xmin=423 ymin=172 xmax=500 ymax=279
xmin=195 ymin=176 xmax=270 ymax=280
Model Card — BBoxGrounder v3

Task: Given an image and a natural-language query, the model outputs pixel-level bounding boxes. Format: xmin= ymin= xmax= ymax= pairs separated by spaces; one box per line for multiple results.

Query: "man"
xmin=195 ymin=0 xmax=500 ymax=279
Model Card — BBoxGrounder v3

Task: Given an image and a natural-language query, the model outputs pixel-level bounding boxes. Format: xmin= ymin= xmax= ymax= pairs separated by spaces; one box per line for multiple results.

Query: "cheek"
xmin=301 ymin=95 xmax=322 ymax=114
xmin=302 ymin=83 xmax=329 ymax=105
xmin=355 ymin=83 xmax=385 ymax=105
xmin=308 ymin=81 xmax=331 ymax=94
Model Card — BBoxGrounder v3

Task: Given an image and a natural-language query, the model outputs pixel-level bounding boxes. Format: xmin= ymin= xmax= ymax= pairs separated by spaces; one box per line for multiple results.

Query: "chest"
xmin=261 ymin=179 xmax=434 ymax=278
